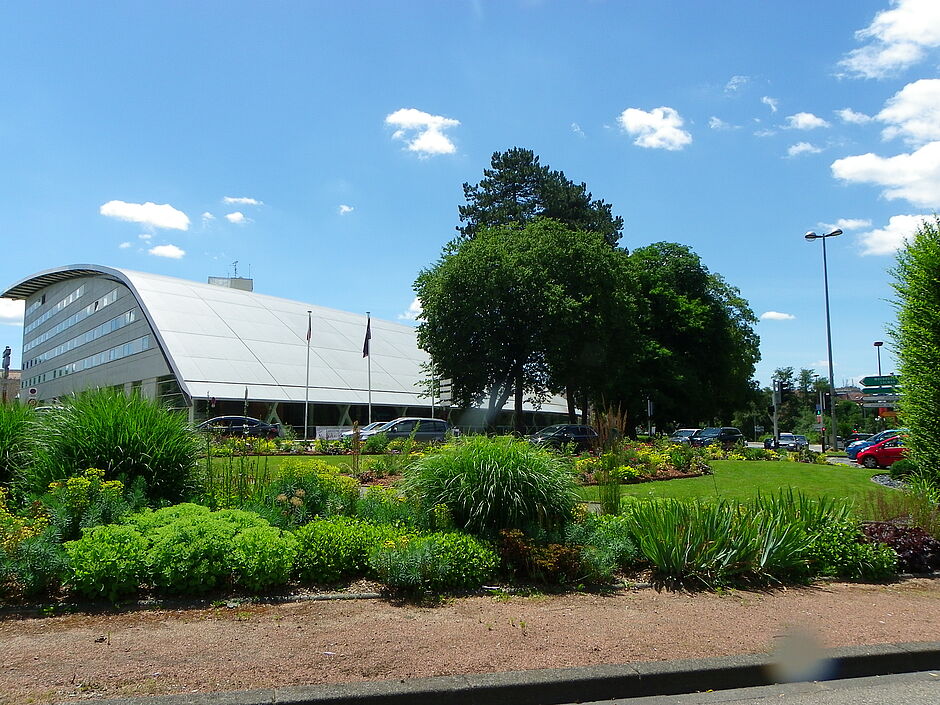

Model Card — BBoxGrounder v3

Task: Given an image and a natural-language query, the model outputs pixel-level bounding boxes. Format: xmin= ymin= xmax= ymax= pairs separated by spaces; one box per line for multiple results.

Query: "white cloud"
xmin=223 ymin=196 xmax=263 ymax=206
xmin=839 ymin=0 xmax=940 ymax=78
xmin=857 ymin=214 xmax=927 ymax=255
xmin=761 ymin=311 xmax=796 ymax=320
xmin=761 ymin=96 xmax=779 ymax=113
xmin=338 ymin=204 xmax=354 ymax=215
xmin=837 ymin=108 xmax=874 ymax=124
xmin=708 ymin=116 xmax=735 ymax=130
xmin=754 ymin=128 xmax=777 ymax=138
xmin=787 ymin=142 xmax=822 ymax=157
xmin=118 ymin=241 xmax=132 ymax=249
xmin=398 ymin=297 xmax=423 ymax=322
xmin=784 ymin=112 xmax=830 ymax=130
xmin=570 ymin=122 xmax=585 ymax=137
xmin=225 ymin=212 xmax=246 ymax=224
xmin=202 ymin=212 xmax=215 ymax=222
xmin=877 ymin=79 xmax=940 ymax=146
xmin=99 ymin=200 xmax=190 ymax=230
xmin=148 ymin=244 xmax=186 ymax=259
xmin=821 ymin=218 xmax=873 ymax=231
xmin=0 ymin=298 xmax=25 ymax=325
xmin=831 ymin=140 xmax=940 ymax=208
xmin=385 ymin=108 xmax=460 ymax=157
xmin=138 ymin=233 xmax=152 ymax=241
xmin=725 ymin=75 xmax=749 ymax=93
xmin=617 ymin=107 xmax=692 ymax=150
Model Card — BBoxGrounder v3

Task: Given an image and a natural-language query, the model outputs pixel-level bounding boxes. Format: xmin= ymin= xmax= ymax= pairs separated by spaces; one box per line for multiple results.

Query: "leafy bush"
xmin=229 ymin=525 xmax=299 ymax=591
xmin=24 ymin=389 xmax=200 ymax=503
xmin=65 ymin=524 xmax=149 ymax=601
xmin=293 ymin=517 xmax=402 ymax=584
xmin=807 ymin=519 xmax=896 ymax=580
xmin=565 ymin=515 xmax=640 ymax=582
xmin=890 ymin=459 xmax=918 ymax=480
xmin=143 ymin=507 xmax=268 ymax=594
xmin=403 ymin=436 xmax=577 ymax=538
xmin=41 ymin=468 xmax=145 ymax=542
xmin=3 ymin=532 xmax=69 ymax=597
xmin=252 ymin=462 xmax=359 ymax=528
xmin=362 ymin=432 xmax=390 ymax=454
xmin=369 ymin=532 xmax=499 ymax=594
xmin=497 ymin=529 xmax=584 ymax=584
xmin=862 ymin=522 xmax=940 ymax=574
xmin=355 ymin=486 xmax=423 ymax=528
xmin=0 ymin=402 xmax=33 ymax=485
xmin=0 ymin=486 xmax=47 ymax=555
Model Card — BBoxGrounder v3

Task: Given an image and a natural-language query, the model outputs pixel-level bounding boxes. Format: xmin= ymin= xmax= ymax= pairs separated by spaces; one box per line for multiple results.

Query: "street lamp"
xmin=804 ymin=228 xmax=842 ymax=452
xmin=873 ymin=341 xmax=884 ymax=377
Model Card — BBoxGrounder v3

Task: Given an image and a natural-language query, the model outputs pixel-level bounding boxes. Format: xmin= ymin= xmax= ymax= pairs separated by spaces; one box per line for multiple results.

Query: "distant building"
xmin=1 ymin=368 xmax=19 ymax=405
xmin=2 ymin=265 xmax=567 ymax=432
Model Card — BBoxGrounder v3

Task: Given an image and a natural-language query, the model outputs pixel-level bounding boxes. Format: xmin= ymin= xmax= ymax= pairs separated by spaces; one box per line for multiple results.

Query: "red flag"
xmin=362 ymin=316 xmax=371 ymax=357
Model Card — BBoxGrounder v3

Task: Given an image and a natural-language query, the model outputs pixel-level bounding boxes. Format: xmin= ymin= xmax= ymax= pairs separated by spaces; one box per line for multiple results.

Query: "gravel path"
xmin=1 ymin=579 xmax=939 ymax=704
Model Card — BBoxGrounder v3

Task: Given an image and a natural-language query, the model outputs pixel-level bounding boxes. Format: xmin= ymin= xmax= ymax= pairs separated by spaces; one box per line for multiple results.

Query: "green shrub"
xmin=4 ymin=532 xmax=68 ymax=597
xmin=293 ymin=517 xmax=402 ymax=584
xmin=355 ymin=486 xmax=422 ymax=527
xmin=144 ymin=507 xmax=268 ymax=594
xmin=362 ymin=432 xmax=390 ymax=454
xmin=229 ymin=525 xmax=299 ymax=591
xmin=566 ymin=515 xmax=640 ymax=582
xmin=252 ymin=462 xmax=359 ymax=528
xmin=403 ymin=435 xmax=577 ymax=538
xmin=40 ymin=468 xmax=145 ymax=542
xmin=369 ymin=532 xmax=498 ymax=594
xmin=496 ymin=529 xmax=583 ymax=584
xmin=24 ymin=389 xmax=200 ymax=503
xmin=808 ymin=519 xmax=897 ymax=580
xmin=65 ymin=524 xmax=149 ymax=602
xmin=0 ymin=402 xmax=33 ymax=485
xmin=890 ymin=459 xmax=918 ymax=480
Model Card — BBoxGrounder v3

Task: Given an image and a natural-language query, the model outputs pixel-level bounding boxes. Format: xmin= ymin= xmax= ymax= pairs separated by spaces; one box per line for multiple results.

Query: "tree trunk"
xmin=514 ymin=361 xmax=525 ymax=435
xmin=485 ymin=374 xmax=513 ymax=430
xmin=566 ymin=386 xmax=577 ymax=424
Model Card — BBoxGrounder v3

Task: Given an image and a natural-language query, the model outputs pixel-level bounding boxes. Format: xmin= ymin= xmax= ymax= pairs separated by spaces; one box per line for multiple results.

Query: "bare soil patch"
xmin=1 ymin=579 xmax=940 ymax=704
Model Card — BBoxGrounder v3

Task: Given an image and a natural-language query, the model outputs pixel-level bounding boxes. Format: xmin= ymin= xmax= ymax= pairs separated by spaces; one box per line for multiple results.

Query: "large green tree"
xmin=623 ymin=243 xmax=760 ymax=428
xmin=458 ymin=147 xmax=624 ymax=247
xmin=415 ymin=219 xmax=631 ymax=431
xmin=891 ymin=216 xmax=940 ymax=479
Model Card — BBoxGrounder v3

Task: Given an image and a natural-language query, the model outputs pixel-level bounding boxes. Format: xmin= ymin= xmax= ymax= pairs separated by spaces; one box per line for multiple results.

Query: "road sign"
xmin=860 ymin=375 xmax=899 ymax=387
xmin=863 ymin=402 xmax=898 ymax=408
xmin=862 ymin=395 xmax=900 ymax=403
xmin=862 ymin=387 xmax=898 ymax=396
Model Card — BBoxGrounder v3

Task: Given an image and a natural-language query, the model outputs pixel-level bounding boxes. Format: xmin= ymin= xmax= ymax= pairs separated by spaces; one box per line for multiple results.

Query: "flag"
xmin=306 ymin=311 xmax=312 ymax=342
xmin=362 ymin=316 xmax=371 ymax=357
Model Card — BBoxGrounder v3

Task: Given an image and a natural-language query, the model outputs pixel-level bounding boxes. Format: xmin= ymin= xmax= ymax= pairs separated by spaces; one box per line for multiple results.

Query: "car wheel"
xmin=862 ymin=456 xmax=880 ymax=469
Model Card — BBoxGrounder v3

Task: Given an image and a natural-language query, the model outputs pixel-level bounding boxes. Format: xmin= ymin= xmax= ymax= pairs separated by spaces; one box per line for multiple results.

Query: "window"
xmin=24 ymin=288 xmax=119 ymax=352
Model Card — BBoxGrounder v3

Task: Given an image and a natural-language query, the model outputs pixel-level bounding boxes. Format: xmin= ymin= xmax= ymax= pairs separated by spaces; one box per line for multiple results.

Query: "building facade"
xmin=2 ymin=265 xmax=568 ymax=433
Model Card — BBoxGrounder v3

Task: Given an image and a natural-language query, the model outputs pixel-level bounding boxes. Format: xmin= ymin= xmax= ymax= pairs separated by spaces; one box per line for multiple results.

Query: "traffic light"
xmin=779 ymin=381 xmax=793 ymax=398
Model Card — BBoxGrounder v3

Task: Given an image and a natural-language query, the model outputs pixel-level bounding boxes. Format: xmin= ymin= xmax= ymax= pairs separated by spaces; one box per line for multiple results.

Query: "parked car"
xmin=839 ymin=432 xmax=873 ymax=450
xmin=340 ymin=421 xmax=387 ymax=438
xmin=668 ymin=428 xmax=700 ymax=445
xmin=855 ymin=435 xmax=906 ymax=469
xmin=776 ymin=433 xmax=809 ymax=452
xmin=530 ymin=424 xmax=598 ymax=451
xmin=690 ymin=427 xmax=744 ymax=448
xmin=846 ymin=428 xmax=906 ymax=460
xmin=359 ymin=417 xmax=451 ymax=443
xmin=195 ymin=415 xmax=281 ymax=438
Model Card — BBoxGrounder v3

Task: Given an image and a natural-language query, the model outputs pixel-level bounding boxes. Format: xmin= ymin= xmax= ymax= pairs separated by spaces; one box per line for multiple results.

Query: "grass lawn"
xmin=579 ymin=460 xmax=890 ymax=505
xmin=206 ymin=454 xmax=356 ymax=475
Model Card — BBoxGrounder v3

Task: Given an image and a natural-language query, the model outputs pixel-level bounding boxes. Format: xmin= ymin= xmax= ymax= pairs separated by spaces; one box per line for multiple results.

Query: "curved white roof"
xmin=4 ymin=265 xmax=569 ymax=413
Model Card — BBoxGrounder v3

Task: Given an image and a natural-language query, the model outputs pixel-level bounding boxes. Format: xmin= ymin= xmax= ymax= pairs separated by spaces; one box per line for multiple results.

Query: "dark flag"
xmin=362 ymin=316 xmax=371 ymax=357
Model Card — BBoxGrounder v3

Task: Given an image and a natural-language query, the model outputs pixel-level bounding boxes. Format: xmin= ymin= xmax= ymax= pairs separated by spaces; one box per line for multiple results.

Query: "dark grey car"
xmin=361 ymin=417 xmax=451 ymax=442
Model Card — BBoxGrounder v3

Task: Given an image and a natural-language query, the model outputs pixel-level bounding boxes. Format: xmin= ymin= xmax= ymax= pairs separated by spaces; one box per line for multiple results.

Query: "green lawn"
xmin=206 ymin=454 xmax=356 ymax=475
xmin=579 ymin=460 xmax=890 ymax=505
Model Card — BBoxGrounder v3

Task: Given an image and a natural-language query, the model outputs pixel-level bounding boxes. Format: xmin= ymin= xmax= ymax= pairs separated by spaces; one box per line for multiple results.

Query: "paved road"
xmin=578 ymin=671 xmax=940 ymax=705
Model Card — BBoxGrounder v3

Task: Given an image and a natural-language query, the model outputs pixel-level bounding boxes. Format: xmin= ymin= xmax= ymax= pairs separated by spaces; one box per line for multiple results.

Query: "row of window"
xmin=24 ymin=284 xmax=86 ymax=334
xmin=21 ymin=336 xmax=151 ymax=388
xmin=23 ymin=289 xmax=119 ymax=353
xmin=22 ymin=309 xmax=139 ymax=370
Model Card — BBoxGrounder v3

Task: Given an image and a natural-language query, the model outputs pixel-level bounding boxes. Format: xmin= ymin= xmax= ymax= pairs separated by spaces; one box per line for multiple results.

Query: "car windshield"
xmin=795 ymin=435 xmax=807 ymax=442
xmin=673 ymin=429 xmax=696 ymax=438
xmin=698 ymin=427 xmax=720 ymax=437
xmin=780 ymin=434 xmax=796 ymax=440
xmin=536 ymin=425 xmax=565 ymax=435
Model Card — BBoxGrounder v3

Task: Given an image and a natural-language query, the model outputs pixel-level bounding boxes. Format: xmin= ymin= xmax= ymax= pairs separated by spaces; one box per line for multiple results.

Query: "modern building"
xmin=2 ymin=265 xmax=567 ymax=434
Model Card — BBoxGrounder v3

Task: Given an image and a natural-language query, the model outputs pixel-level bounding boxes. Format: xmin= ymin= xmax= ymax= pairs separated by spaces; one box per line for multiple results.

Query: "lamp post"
xmin=873 ymin=341 xmax=884 ymax=377
xmin=804 ymin=228 xmax=842 ymax=452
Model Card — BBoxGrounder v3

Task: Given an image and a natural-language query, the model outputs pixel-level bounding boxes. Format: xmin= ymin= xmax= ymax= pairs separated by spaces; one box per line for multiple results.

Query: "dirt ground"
xmin=1 ymin=578 xmax=940 ymax=704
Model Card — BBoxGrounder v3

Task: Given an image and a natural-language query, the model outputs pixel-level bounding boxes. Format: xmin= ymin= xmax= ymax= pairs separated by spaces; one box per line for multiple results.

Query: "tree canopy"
xmin=458 ymin=147 xmax=624 ymax=247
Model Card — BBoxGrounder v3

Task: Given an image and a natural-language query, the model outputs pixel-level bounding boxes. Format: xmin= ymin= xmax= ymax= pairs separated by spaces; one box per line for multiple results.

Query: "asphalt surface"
xmin=67 ymin=641 xmax=940 ymax=705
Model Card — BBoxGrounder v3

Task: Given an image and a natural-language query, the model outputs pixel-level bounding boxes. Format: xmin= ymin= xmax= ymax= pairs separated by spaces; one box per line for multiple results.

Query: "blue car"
xmin=845 ymin=428 xmax=906 ymax=460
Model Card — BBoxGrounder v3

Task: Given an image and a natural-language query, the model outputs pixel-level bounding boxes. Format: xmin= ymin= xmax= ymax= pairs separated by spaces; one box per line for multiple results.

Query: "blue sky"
xmin=2 ymin=0 xmax=939 ymax=389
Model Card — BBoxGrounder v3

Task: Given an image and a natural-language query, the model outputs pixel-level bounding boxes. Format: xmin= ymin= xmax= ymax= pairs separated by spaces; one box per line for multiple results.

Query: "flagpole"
xmin=304 ymin=310 xmax=312 ymax=441
xmin=366 ymin=312 xmax=372 ymax=424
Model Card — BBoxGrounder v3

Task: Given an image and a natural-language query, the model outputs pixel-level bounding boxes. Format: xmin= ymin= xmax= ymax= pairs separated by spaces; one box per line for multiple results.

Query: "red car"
xmin=855 ymin=435 xmax=906 ymax=469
